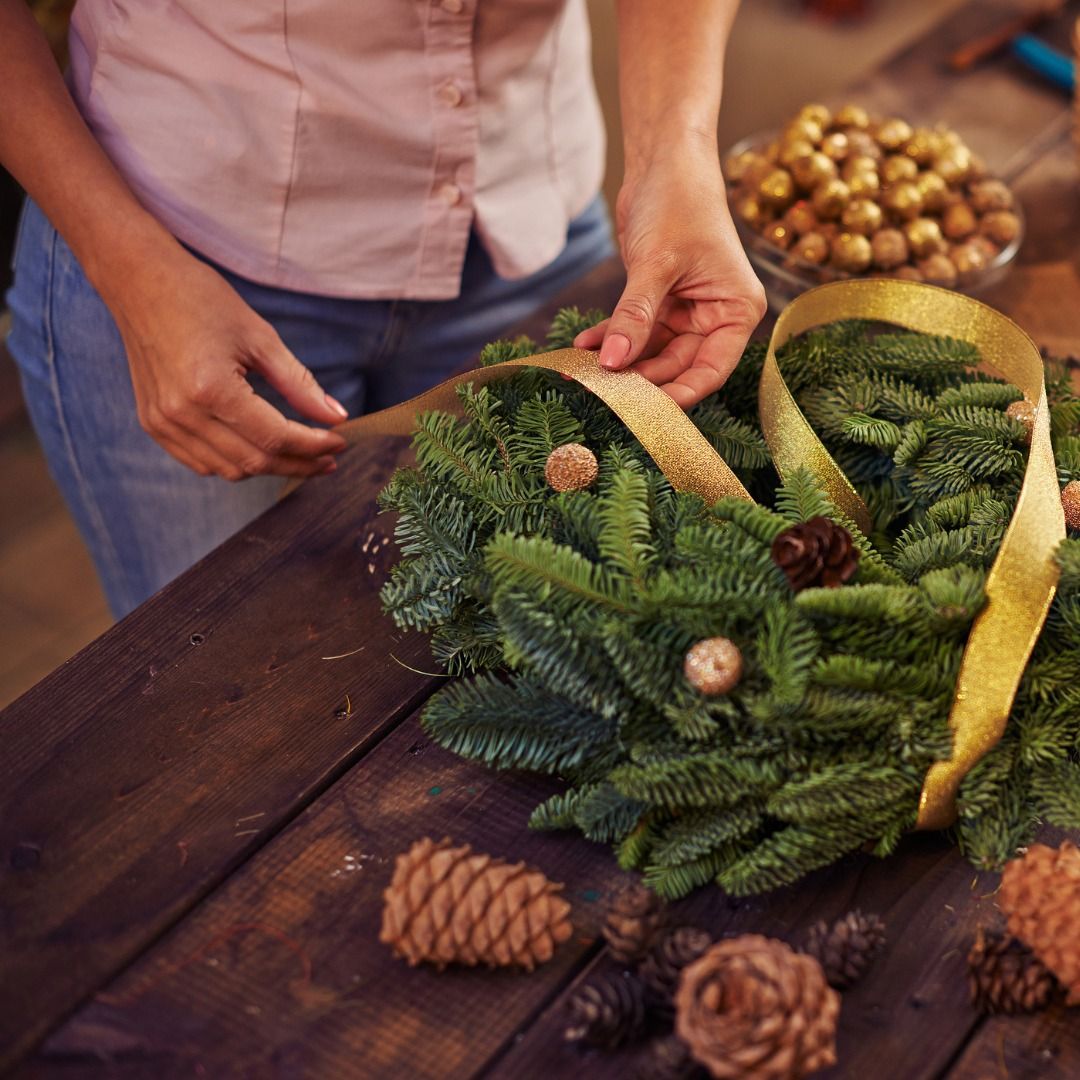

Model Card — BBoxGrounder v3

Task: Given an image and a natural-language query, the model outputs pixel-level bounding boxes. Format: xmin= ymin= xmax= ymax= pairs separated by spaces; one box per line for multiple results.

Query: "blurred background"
xmin=0 ymin=0 xmax=976 ymax=708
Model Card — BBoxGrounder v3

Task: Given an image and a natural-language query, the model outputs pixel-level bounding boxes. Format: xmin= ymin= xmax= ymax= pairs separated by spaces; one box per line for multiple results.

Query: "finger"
xmin=218 ymin=387 xmax=348 ymax=459
xmin=661 ymin=327 xmax=748 ymax=408
xmin=183 ymin=415 xmax=340 ymax=480
xmin=154 ymin=431 xmax=216 ymax=477
xmin=601 ymin=258 xmax=677 ymax=370
xmin=573 ymin=321 xmax=608 ymax=350
xmin=629 ymin=333 xmax=700 ymax=386
xmin=153 ymin=421 xmax=252 ymax=479
xmin=248 ymin=331 xmax=349 ymax=426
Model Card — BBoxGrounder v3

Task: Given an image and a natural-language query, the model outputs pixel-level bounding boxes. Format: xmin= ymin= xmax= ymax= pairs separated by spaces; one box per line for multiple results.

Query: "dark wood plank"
xmin=0 ymin=258 xmax=626 ymax=1071
xmin=0 ymin=437 xmax=435 ymax=1071
xmin=20 ymin=714 xmax=626 ymax=1080
xmin=946 ymin=1006 xmax=1080 ymax=1080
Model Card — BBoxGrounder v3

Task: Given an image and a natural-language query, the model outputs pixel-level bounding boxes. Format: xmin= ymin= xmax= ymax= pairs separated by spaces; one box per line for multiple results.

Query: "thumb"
xmin=251 ymin=333 xmax=349 ymax=425
xmin=601 ymin=260 xmax=674 ymax=370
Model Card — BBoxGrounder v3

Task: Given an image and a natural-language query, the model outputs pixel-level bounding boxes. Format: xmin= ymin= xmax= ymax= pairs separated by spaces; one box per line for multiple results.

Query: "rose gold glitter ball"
xmin=684 ymin=637 xmax=743 ymax=696
xmin=544 ymin=443 xmax=598 ymax=492
xmin=1062 ymin=481 xmax=1080 ymax=531
xmin=1005 ymin=399 xmax=1035 ymax=442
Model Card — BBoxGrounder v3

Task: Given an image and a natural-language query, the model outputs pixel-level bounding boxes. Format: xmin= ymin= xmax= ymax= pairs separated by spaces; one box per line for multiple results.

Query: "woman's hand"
xmin=110 ymin=247 xmax=348 ymax=481
xmin=575 ymin=144 xmax=766 ymax=409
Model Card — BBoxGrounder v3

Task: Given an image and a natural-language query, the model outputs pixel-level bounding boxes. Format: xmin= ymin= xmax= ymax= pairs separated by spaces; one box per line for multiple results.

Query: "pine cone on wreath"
xmin=770 ymin=516 xmax=860 ymax=591
xmin=379 ymin=837 xmax=572 ymax=971
xmin=637 ymin=1035 xmax=709 ymax=1080
xmin=603 ymin=881 xmax=667 ymax=966
xmin=967 ymin=927 xmax=1056 ymax=1015
xmin=998 ymin=840 xmax=1080 ymax=1004
xmin=803 ymin=909 xmax=886 ymax=990
xmin=640 ymin=926 xmax=714 ymax=1013
xmin=564 ymin=971 xmax=649 ymax=1049
xmin=675 ymin=934 xmax=840 ymax=1080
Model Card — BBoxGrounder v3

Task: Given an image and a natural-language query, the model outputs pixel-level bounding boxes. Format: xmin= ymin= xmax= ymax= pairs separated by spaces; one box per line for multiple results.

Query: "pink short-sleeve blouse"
xmin=67 ymin=0 xmax=607 ymax=300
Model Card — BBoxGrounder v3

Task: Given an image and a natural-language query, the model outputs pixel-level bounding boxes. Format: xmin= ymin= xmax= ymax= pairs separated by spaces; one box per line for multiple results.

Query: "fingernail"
xmin=325 ymin=393 xmax=348 ymax=419
xmin=321 ymin=459 xmax=338 ymax=474
xmin=600 ymin=333 xmax=632 ymax=369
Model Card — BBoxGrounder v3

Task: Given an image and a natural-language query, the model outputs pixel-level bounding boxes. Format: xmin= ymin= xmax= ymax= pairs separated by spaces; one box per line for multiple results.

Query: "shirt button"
xmin=440 ymin=0 xmax=464 ymax=11
xmin=438 ymin=182 xmax=462 ymax=207
xmin=437 ymin=81 xmax=464 ymax=108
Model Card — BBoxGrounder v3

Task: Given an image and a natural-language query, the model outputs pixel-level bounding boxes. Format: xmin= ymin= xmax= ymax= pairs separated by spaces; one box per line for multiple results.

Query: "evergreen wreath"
xmin=378 ymin=308 xmax=1080 ymax=898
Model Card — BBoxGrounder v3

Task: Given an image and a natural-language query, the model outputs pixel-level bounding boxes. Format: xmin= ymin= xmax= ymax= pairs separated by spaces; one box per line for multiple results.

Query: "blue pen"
xmin=1011 ymin=33 xmax=1076 ymax=93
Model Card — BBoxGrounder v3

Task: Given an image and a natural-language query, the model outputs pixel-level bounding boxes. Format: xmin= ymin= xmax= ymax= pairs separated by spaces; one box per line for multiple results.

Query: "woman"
xmin=1 ymin=0 xmax=765 ymax=617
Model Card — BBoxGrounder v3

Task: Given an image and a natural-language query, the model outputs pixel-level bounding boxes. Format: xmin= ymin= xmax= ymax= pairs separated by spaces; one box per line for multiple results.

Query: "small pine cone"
xmin=967 ymin=927 xmax=1056 ymax=1015
xmin=803 ymin=909 xmax=886 ymax=990
xmin=998 ymin=840 xmax=1080 ymax=1004
xmin=545 ymin=442 xmax=598 ymax=492
xmin=379 ymin=837 xmax=572 ymax=971
xmin=675 ymin=934 xmax=840 ymax=1080
xmin=637 ymin=1035 xmax=709 ymax=1080
xmin=771 ymin=516 xmax=860 ymax=591
xmin=564 ymin=972 xmax=648 ymax=1049
xmin=640 ymin=926 xmax=714 ymax=1013
xmin=603 ymin=882 xmax=667 ymax=966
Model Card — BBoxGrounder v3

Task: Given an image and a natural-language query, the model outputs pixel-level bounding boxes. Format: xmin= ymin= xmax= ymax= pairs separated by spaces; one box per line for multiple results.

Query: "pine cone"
xmin=640 ymin=926 xmax=714 ymax=1013
xmin=379 ymin=837 xmax=572 ymax=971
xmin=603 ymin=881 xmax=667 ymax=966
xmin=998 ymin=840 xmax=1080 ymax=1004
xmin=564 ymin=972 xmax=648 ymax=1048
xmin=637 ymin=1035 xmax=709 ymax=1080
xmin=770 ymin=516 xmax=860 ymax=591
xmin=803 ymin=909 xmax=886 ymax=990
xmin=675 ymin=934 xmax=840 ymax=1080
xmin=967 ymin=927 xmax=1056 ymax=1015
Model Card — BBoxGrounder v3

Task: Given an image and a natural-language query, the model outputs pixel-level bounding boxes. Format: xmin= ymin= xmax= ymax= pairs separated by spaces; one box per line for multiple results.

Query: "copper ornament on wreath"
xmin=770 ymin=516 xmax=860 ymax=592
xmin=684 ymin=637 xmax=744 ymax=696
xmin=545 ymin=442 xmax=599 ymax=492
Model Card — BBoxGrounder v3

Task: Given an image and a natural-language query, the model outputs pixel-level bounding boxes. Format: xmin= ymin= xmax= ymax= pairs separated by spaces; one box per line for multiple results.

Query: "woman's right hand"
xmin=109 ymin=247 xmax=349 ymax=481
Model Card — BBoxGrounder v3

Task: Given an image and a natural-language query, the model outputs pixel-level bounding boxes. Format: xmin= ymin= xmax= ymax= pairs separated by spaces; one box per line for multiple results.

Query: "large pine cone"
xmin=380 ymin=837 xmax=572 ymax=970
xmin=967 ymin=927 xmax=1056 ymax=1015
xmin=771 ymin=517 xmax=860 ymax=591
xmin=603 ymin=881 xmax=667 ymax=966
xmin=564 ymin=971 xmax=648 ymax=1048
xmin=803 ymin=910 xmax=886 ymax=990
xmin=998 ymin=840 xmax=1080 ymax=1003
xmin=675 ymin=934 xmax=840 ymax=1080
xmin=640 ymin=926 xmax=714 ymax=1012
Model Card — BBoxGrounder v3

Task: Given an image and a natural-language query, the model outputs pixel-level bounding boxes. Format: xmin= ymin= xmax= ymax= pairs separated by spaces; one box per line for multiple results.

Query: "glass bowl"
xmin=725 ymin=132 xmax=1024 ymax=313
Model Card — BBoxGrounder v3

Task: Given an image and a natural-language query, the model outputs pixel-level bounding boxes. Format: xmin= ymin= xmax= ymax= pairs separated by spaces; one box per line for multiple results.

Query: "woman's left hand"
xmin=574 ymin=143 xmax=767 ymax=409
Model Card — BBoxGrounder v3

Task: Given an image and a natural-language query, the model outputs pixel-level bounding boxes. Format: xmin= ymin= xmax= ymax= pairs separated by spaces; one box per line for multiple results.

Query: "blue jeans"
xmin=6 ymin=196 xmax=614 ymax=618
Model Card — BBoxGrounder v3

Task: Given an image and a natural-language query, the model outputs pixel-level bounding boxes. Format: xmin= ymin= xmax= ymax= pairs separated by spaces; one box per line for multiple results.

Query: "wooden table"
xmin=3 ymin=4 xmax=1079 ymax=1077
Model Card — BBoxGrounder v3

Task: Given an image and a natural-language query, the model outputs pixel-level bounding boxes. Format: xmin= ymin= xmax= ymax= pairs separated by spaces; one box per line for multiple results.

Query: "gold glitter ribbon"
xmin=759 ymin=280 xmax=1063 ymax=829
xmin=330 ymin=347 xmax=751 ymax=504
xmin=329 ymin=280 xmax=1060 ymax=830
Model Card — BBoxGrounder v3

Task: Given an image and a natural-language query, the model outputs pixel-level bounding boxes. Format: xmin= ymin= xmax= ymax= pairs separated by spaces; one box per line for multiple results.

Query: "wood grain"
xmin=0 ymin=259 xmax=626 ymax=1072
xmin=21 ymin=714 xmax=628 ymax=1080
xmin=0 ymin=437 xmax=435 ymax=1070
xmin=486 ymin=838 xmax=1004 ymax=1080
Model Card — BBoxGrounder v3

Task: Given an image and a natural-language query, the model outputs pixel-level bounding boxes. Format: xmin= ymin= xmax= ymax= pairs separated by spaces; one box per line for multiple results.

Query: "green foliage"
xmin=379 ymin=311 xmax=1080 ymax=897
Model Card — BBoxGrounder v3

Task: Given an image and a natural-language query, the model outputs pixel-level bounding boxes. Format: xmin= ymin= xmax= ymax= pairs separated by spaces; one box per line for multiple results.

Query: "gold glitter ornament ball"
xmin=1005 ymin=399 xmax=1035 ymax=442
xmin=1062 ymin=481 xmax=1080 ymax=530
xmin=545 ymin=443 xmax=599 ymax=492
xmin=830 ymin=231 xmax=872 ymax=273
xmin=684 ymin=637 xmax=743 ymax=696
